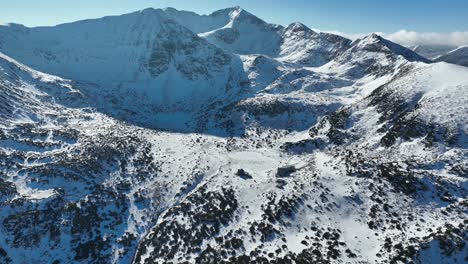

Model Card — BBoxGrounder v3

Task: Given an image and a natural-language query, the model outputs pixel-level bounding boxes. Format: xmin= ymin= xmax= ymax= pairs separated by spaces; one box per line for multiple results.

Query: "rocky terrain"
xmin=0 ymin=6 xmax=466 ymax=264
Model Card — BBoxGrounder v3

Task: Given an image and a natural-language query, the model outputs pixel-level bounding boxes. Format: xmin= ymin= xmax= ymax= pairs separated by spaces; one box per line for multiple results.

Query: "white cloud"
xmin=383 ymin=30 xmax=468 ymax=47
xmin=315 ymin=30 xmax=368 ymax=41
xmin=320 ymin=29 xmax=468 ymax=47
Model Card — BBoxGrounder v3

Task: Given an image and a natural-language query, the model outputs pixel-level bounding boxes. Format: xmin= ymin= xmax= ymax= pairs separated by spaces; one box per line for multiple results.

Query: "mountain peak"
xmin=208 ymin=6 xmax=262 ymax=24
xmin=162 ymin=7 xmax=177 ymax=12
xmin=230 ymin=5 xmax=243 ymax=11
xmin=353 ymin=33 xmax=431 ymax=63
xmin=224 ymin=5 xmax=243 ymax=12
xmin=285 ymin=22 xmax=315 ymax=34
xmin=162 ymin=6 xmax=201 ymax=17
xmin=135 ymin=7 xmax=169 ymax=19
xmin=450 ymin=45 xmax=468 ymax=52
xmin=209 ymin=6 xmax=243 ymax=17
xmin=0 ymin=22 xmax=25 ymax=28
xmin=139 ymin=7 xmax=157 ymax=13
xmin=361 ymin=33 xmax=384 ymax=43
xmin=228 ymin=6 xmax=259 ymax=21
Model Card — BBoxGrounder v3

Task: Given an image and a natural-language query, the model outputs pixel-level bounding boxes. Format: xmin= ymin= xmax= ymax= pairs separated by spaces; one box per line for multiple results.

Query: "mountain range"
xmin=0 ymin=6 xmax=466 ymax=264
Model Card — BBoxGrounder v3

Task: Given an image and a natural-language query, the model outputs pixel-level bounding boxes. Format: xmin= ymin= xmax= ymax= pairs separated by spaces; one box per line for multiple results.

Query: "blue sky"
xmin=1 ymin=0 xmax=467 ymax=32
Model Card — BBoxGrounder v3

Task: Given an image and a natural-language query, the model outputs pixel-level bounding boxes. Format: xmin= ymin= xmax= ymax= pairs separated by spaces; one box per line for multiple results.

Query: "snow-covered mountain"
xmin=321 ymin=33 xmax=431 ymax=79
xmin=0 ymin=6 xmax=350 ymax=133
xmin=410 ymin=44 xmax=468 ymax=68
xmin=0 ymin=9 xmax=246 ymax=124
xmin=165 ymin=6 xmax=352 ymax=66
xmin=435 ymin=46 xmax=468 ymax=67
xmin=410 ymin=44 xmax=457 ymax=60
xmin=0 ymin=6 xmax=467 ymax=264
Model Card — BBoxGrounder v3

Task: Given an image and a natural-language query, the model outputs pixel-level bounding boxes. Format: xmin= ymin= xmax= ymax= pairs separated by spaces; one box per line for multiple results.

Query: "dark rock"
xmin=236 ymin=169 xmax=253 ymax=179
xmin=276 ymin=166 xmax=296 ymax=178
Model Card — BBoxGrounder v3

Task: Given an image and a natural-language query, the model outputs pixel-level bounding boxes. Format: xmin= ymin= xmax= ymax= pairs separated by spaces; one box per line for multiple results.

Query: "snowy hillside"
xmin=0 ymin=52 xmax=81 ymax=122
xmin=165 ymin=6 xmax=352 ymax=66
xmin=0 ymin=6 xmax=467 ymax=264
xmin=435 ymin=46 xmax=468 ymax=67
xmin=411 ymin=44 xmax=457 ymax=60
xmin=0 ymin=9 xmax=246 ymax=118
xmin=0 ymin=7 xmax=351 ymax=132
xmin=320 ymin=33 xmax=431 ymax=79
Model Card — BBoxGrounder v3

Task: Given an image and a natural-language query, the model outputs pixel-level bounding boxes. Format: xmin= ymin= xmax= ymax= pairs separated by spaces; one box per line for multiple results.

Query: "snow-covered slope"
xmin=133 ymin=60 xmax=468 ymax=264
xmin=411 ymin=44 xmax=457 ymax=60
xmin=162 ymin=7 xmax=234 ymax=33
xmin=0 ymin=52 xmax=83 ymax=122
xmin=278 ymin=22 xmax=351 ymax=66
xmin=0 ymin=52 xmax=154 ymax=263
xmin=0 ymin=6 xmax=352 ymax=131
xmin=0 ymin=6 xmax=467 ymax=264
xmin=435 ymin=46 xmax=468 ymax=67
xmin=165 ymin=7 xmax=352 ymax=66
xmin=0 ymin=9 xmax=245 ymax=114
xmin=197 ymin=7 xmax=284 ymax=56
xmin=320 ymin=33 xmax=430 ymax=79
xmin=310 ymin=62 xmax=468 ymax=148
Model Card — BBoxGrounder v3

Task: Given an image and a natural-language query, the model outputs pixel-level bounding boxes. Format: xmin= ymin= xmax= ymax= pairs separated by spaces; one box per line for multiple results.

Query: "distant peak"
xmin=209 ymin=6 xmax=267 ymax=27
xmin=140 ymin=7 xmax=156 ymax=13
xmin=210 ymin=6 xmax=242 ymax=16
xmin=364 ymin=33 xmax=383 ymax=41
xmin=229 ymin=6 xmax=255 ymax=18
xmin=451 ymin=45 xmax=468 ymax=52
xmin=227 ymin=6 xmax=243 ymax=12
xmin=136 ymin=7 xmax=168 ymax=18
xmin=162 ymin=7 xmax=178 ymax=12
xmin=286 ymin=22 xmax=314 ymax=33
xmin=0 ymin=22 xmax=26 ymax=28
xmin=210 ymin=6 xmax=259 ymax=21
xmin=354 ymin=33 xmax=431 ymax=63
xmin=353 ymin=33 xmax=386 ymax=47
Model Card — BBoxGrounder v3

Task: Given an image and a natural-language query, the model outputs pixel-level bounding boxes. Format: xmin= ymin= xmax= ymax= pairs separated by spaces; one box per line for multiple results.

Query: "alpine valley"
xmin=0 ymin=6 xmax=466 ymax=264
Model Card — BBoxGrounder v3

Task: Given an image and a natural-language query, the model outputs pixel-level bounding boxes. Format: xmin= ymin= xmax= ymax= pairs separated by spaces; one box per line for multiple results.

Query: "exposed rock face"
xmin=145 ymin=20 xmax=231 ymax=79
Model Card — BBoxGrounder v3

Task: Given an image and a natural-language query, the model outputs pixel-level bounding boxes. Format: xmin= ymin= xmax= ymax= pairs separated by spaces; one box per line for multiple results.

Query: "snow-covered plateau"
xmin=0 ymin=6 xmax=466 ymax=264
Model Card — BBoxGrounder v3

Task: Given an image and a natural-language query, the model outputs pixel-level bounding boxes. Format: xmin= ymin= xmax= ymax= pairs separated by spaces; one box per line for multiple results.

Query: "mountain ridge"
xmin=435 ymin=45 xmax=468 ymax=67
